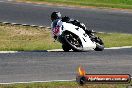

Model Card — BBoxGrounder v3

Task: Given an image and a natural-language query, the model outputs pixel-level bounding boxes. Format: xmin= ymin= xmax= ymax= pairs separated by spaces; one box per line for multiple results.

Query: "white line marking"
xmin=0 ymin=80 xmax=75 ymax=84
xmin=48 ymin=46 xmax=132 ymax=52
xmin=105 ymin=46 xmax=132 ymax=49
xmin=0 ymin=51 xmax=18 ymax=54
xmin=8 ymin=0 xmax=13 ymax=1
xmin=1 ymin=76 xmax=132 ymax=84
xmin=47 ymin=49 xmax=63 ymax=52
xmin=12 ymin=23 xmax=17 ymax=25
xmin=39 ymin=26 xmax=45 ymax=28
xmin=31 ymin=25 xmax=38 ymax=27
xmin=22 ymin=24 xmax=29 ymax=26
xmin=2 ymin=22 xmax=10 ymax=24
xmin=0 ymin=46 xmax=131 ymax=53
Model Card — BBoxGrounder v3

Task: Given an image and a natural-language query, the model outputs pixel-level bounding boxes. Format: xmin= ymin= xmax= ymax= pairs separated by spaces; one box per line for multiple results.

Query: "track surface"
xmin=0 ymin=48 xmax=132 ymax=83
xmin=0 ymin=1 xmax=132 ymax=33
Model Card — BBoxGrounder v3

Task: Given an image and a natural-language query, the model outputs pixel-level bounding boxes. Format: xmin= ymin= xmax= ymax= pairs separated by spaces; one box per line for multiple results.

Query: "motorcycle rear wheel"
xmin=94 ymin=37 xmax=104 ymax=51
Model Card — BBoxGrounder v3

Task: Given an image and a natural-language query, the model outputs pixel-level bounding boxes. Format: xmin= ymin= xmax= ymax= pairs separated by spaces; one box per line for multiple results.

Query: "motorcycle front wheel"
xmin=62 ymin=44 xmax=71 ymax=52
xmin=63 ymin=31 xmax=83 ymax=52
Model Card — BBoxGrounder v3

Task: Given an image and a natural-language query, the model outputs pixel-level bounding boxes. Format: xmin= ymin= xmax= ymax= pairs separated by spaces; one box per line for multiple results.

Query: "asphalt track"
xmin=0 ymin=0 xmax=132 ymax=83
xmin=0 ymin=48 xmax=131 ymax=83
xmin=0 ymin=1 xmax=132 ymax=33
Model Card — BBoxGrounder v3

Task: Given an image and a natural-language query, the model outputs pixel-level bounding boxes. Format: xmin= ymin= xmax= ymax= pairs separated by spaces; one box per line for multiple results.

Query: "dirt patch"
xmin=12 ymin=28 xmax=40 ymax=36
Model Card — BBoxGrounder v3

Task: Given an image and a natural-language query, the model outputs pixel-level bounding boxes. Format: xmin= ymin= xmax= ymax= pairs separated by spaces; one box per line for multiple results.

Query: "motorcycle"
xmin=54 ymin=22 xmax=104 ymax=52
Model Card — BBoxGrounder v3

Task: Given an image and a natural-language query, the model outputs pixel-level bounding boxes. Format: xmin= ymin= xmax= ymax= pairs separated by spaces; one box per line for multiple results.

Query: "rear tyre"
xmin=94 ymin=37 xmax=104 ymax=51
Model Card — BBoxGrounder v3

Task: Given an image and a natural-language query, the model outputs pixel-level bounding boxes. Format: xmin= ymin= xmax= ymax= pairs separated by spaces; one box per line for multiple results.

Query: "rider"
xmin=50 ymin=11 xmax=92 ymax=40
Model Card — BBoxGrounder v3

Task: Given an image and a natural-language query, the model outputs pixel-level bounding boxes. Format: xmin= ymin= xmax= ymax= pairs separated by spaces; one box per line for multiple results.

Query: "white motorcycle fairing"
xmin=59 ymin=22 xmax=96 ymax=50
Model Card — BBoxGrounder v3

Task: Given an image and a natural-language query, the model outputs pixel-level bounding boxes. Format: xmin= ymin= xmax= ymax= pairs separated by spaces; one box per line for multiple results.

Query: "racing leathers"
xmin=51 ymin=19 xmax=63 ymax=40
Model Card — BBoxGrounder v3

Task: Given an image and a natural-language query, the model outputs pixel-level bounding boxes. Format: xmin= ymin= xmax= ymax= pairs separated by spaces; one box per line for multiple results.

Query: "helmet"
xmin=51 ymin=11 xmax=61 ymax=21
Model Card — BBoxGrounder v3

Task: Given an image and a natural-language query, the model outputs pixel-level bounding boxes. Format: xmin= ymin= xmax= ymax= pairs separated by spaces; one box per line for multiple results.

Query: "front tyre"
xmin=63 ymin=32 xmax=83 ymax=52
xmin=62 ymin=44 xmax=71 ymax=52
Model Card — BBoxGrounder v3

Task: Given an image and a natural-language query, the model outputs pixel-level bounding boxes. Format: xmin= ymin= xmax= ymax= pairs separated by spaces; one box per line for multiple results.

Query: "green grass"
xmin=97 ymin=33 xmax=132 ymax=48
xmin=0 ymin=81 xmax=131 ymax=88
xmin=17 ymin=0 xmax=132 ymax=9
xmin=0 ymin=23 xmax=132 ymax=51
xmin=0 ymin=23 xmax=61 ymax=51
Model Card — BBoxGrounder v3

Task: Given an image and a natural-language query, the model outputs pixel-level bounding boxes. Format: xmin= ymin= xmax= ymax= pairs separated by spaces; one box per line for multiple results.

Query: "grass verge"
xmin=17 ymin=0 xmax=132 ymax=9
xmin=0 ymin=81 xmax=131 ymax=88
xmin=0 ymin=23 xmax=61 ymax=51
xmin=0 ymin=23 xmax=132 ymax=51
xmin=97 ymin=33 xmax=132 ymax=48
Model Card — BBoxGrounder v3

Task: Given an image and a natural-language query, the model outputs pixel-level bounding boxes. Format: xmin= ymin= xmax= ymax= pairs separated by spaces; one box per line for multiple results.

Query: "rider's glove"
xmin=54 ymin=35 xmax=57 ymax=40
